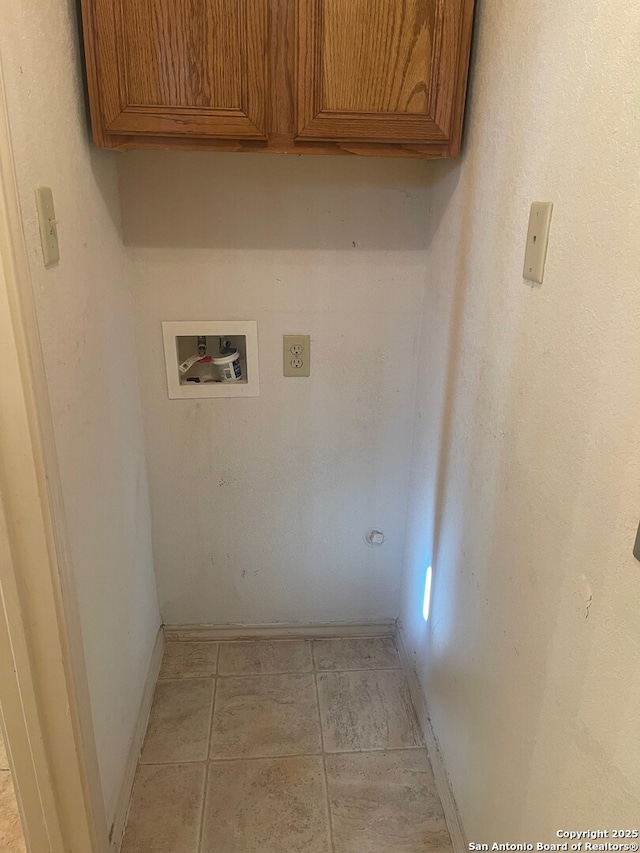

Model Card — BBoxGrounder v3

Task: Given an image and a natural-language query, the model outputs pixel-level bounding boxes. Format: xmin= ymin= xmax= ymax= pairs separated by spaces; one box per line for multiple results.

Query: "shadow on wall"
xmin=117 ymin=150 xmax=460 ymax=252
xmin=89 ymin=147 xmax=126 ymax=241
xmin=415 ymin=74 xmax=554 ymax=838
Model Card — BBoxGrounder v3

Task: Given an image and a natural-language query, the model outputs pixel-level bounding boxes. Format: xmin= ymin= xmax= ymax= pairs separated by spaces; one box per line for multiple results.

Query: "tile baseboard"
xmin=395 ymin=624 xmax=467 ymax=853
xmin=163 ymin=621 xmax=397 ymax=642
xmin=110 ymin=626 xmax=164 ymax=853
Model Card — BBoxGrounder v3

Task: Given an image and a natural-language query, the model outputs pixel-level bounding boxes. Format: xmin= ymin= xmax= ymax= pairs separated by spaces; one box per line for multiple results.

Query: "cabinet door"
xmin=88 ymin=0 xmax=268 ymax=140
xmin=297 ymin=0 xmax=468 ymax=144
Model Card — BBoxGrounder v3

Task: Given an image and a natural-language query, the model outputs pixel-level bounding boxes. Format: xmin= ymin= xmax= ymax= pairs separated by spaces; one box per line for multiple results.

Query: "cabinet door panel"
xmin=94 ymin=0 xmax=267 ymax=139
xmin=297 ymin=0 xmax=464 ymax=143
xmin=123 ymin=0 xmax=241 ymax=108
xmin=321 ymin=0 xmax=434 ymax=114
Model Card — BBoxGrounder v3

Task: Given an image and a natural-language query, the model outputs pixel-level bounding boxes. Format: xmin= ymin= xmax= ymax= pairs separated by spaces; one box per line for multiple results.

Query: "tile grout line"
xmin=200 ymin=668 xmax=316 ymax=679
xmin=195 ymin=659 xmax=219 ymax=853
xmin=156 ymin=675 xmax=217 ymax=682
xmin=138 ymin=743 xmax=430 ymax=768
xmin=312 ymin=642 xmax=336 ymax=853
xmin=159 ymin=666 xmax=400 ymax=681
xmin=158 ymin=666 xmax=401 ymax=682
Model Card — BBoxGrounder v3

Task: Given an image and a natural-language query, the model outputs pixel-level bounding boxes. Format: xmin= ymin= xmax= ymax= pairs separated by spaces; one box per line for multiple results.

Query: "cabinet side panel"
xmin=78 ymin=0 xmax=107 ymax=146
xmin=91 ymin=0 xmax=129 ymax=130
xmin=429 ymin=0 xmax=463 ymax=138
xmin=446 ymin=0 xmax=476 ymax=157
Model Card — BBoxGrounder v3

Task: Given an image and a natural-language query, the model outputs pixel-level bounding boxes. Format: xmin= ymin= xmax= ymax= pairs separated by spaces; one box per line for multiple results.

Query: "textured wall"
xmin=401 ymin=0 xmax=640 ymax=838
xmin=0 ymin=0 xmax=160 ymax=825
xmin=119 ymin=151 xmax=431 ymax=625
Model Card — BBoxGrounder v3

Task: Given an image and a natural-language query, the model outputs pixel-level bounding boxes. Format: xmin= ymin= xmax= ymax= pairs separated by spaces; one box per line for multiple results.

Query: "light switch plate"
xmin=523 ymin=201 xmax=553 ymax=283
xmin=283 ymin=335 xmax=310 ymax=377
xmin=35 ymin=187 xmax=60 ymax=267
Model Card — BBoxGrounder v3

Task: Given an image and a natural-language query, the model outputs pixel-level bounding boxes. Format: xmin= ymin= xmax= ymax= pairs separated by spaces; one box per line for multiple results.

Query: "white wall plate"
xmin=162 ymin=320 xmax=260 ymax=399
xmin=523 ymin=201 xmax=553 ymax=284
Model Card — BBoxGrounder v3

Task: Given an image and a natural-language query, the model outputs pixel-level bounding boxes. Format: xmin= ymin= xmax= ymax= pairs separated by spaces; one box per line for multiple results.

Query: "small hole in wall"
xmin=533 ymin=235 xmax=537 ymax=243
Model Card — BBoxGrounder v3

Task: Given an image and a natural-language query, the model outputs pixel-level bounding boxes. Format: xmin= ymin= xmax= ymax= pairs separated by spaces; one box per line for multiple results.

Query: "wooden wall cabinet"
xmin=80 ymin=0 xmax=475 ymax=158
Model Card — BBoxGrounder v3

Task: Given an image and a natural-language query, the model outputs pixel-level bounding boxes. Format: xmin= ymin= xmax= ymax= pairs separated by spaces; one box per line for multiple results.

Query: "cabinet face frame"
xmin=296 ymin=0 xmax=466 ymax=144
xmin=80 ymin=0 xmax=475 ymax=156
xmin=86 ymin=0 xmax=269 ymax=140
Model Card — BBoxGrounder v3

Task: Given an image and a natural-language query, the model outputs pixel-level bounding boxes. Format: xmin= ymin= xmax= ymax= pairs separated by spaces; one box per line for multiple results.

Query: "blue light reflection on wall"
xmin=422 ymin=565 xmax=432 ymax=622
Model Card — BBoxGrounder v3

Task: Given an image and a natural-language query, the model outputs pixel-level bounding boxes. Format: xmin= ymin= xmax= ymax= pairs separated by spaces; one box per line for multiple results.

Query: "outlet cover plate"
xmin=283 ymin=335 xmax=310 ymax=377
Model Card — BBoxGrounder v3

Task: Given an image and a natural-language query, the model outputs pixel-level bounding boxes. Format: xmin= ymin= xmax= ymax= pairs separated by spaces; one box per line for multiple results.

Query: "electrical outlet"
xmin=283 ymin=335 xmax=310 ymax=377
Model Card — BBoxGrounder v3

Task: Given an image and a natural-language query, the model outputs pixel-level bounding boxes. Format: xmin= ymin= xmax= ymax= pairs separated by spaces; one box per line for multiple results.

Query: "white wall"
xmin=401 ymin=0 xmax=640 ymax=839
xmin=0 ymin=0 xmax=160 ymax=826
xmin=119 ymin=152 xmax=431 ymax=625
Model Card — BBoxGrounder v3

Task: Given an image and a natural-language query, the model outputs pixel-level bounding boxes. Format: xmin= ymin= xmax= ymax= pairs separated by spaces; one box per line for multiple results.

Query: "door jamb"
xmin=0 ymin=47 xmax=109 ymax=853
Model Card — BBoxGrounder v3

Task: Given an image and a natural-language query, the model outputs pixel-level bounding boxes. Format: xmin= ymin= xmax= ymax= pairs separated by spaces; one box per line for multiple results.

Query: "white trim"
xmin=0 ymin=45 xmax=109 ymax=853
xmin=164 ymin=620 xmax=397 ymax=641
xmin=0 ymin=553 xmax=53 ymax=851
xmin=109 ymin=627 xmax=164 ymax=853
xmin=396 ymin=624 xmax=467 ymax=853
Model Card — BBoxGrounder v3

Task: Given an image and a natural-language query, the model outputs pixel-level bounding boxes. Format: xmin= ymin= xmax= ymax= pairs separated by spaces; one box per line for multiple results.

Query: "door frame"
xmin=0 ymin=48 xmax=109 ymax=853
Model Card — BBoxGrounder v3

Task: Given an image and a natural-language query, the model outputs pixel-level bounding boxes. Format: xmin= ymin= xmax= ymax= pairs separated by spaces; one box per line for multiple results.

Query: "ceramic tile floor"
xmin=0 ymin=728 xmax=26 ymax=853
xmin=121 ymin=636 xmax=453 ymax=853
